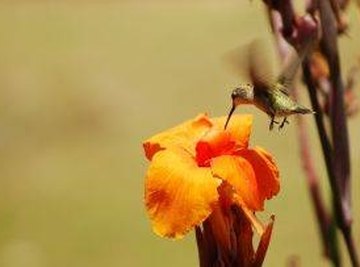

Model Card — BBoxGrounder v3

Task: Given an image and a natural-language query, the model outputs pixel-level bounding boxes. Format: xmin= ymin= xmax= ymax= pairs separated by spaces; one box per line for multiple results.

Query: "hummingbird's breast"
xmin=253 ymin=89 xmax=275 ymax=116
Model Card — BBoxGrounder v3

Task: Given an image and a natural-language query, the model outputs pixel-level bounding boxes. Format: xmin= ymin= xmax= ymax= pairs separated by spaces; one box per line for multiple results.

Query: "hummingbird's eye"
xmin=231 ymin=91 xmax=238 ymax=99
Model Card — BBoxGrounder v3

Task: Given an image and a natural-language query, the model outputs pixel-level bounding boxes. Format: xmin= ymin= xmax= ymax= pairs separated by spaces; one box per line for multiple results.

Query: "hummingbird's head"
xmin=224 ymin=84 xmax=255 ymax=130
xmin=231 ymin=84 xmax=254 ymax=106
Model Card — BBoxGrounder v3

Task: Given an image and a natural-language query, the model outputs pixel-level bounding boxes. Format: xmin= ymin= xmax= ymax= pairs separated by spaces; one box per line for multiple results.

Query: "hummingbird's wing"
xmin=277 ymin=39 xmax=314 ymax=91
xmin=223 ymin=39 xmax=275 ymax=90
xmin=247 ymin=39 xmax=275 ymax=90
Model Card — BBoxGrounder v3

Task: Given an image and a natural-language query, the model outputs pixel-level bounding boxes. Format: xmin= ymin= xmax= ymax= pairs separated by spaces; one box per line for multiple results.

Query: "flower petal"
xmin=195 ymin=129 xmax=235 ymax=167
xmin=145 ymin=148 xmax=220 ymax=239
xmin=212 ymin=114 xmax=252 ymax=148
xmin=233 ymin=195 xmax=265 ymax=235
xmin=239 ymin=147 xmax=280 ymax=205
xmin=143 ymin=114 xmax=212 ymax=160
xmin=253 ymin=215 xmax=275 ymax=267
xmin=231 ymin=205 xmax=255 ymax=267
xmin=210 ymin=155 xmax=261 ymax=211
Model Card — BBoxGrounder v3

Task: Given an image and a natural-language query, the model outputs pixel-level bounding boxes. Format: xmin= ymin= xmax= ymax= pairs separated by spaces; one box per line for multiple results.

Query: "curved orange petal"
xmin=254 ymin=215 xmax=275 ymax=267
xmin=143 ymin=114 xmax=212 ymax=160
xmin=239 ymin=147 xmax=280 ymax=205
xmin=195 ymin=129 xmax=235 ymax=167
xmin=145 ymin=148 xmax=220 ymax=239
xmin=210 ymin=155 xmax=261 ymax=211
xmin=212 ymin=114 xmax=253 ymax=148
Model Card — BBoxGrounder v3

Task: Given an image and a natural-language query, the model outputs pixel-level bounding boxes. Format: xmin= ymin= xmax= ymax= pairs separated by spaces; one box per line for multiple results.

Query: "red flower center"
xmin=195 ymin=129 xmax=236 ymax=167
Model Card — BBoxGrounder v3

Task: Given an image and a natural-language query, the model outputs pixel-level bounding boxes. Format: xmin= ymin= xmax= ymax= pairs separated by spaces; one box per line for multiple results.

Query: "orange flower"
xmin=143 ymin=114 xmax=280 ymax=265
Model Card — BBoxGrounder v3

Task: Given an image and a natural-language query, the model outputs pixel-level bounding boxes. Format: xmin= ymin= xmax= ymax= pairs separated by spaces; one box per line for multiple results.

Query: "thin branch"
xmin=318 ymin=0 xmax=352 ymax=228
xmin=317 ymin=0 xmax=358 ymax=265
xmin=268 ymin=10 xmax=341 ymax=264
xmin=303 ymin=59 xmax=358 ymax=267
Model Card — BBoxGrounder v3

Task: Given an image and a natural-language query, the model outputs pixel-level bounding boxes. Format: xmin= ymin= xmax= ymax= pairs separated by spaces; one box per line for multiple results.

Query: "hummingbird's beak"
xmin=224 ymin=104 xmax=236 ymax=129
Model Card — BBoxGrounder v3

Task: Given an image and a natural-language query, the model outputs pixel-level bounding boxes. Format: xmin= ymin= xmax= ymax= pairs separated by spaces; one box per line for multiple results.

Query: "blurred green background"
xmin=0 ymin=1 xmax=359 ymax=266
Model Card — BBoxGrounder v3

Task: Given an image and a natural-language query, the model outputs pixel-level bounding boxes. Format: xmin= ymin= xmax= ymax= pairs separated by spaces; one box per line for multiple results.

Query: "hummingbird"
xmin=224 ymin=40 xmax=314 ymax=130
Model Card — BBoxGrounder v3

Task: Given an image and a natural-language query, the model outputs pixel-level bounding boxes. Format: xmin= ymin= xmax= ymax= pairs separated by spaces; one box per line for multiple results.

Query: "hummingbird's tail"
xmin=295 ymin=106 xmax=315 ymax=114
